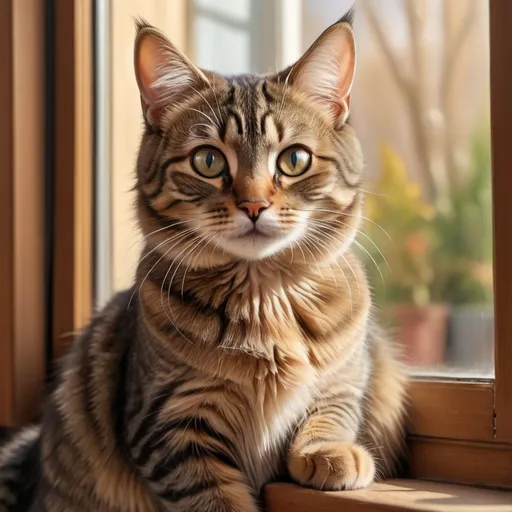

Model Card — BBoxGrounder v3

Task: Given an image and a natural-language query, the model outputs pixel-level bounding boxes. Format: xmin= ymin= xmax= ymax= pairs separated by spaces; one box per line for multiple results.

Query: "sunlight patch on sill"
xmin=265 ymin=479 xmax=512 ymax=511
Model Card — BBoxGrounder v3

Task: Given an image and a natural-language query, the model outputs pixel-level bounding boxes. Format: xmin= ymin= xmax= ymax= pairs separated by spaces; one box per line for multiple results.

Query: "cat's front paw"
xmin=287 ymin=441 xmax=375 ymax=491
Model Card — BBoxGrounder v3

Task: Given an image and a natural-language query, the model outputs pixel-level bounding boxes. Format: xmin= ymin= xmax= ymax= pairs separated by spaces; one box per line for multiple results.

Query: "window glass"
xmin=343 ymin=1 xmax=493 ymax=376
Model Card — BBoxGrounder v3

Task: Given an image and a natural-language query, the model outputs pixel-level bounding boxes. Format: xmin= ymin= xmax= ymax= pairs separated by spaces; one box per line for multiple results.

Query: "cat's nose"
xmin=237 ymin=199 xmax=270 ymax=221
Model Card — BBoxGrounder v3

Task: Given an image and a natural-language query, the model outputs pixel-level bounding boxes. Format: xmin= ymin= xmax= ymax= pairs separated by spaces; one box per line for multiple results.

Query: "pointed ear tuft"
xmin=289 ymin=20 xmax=356 ymax=128
xmin=134 ymin=16 xmax=152 ymax=33
xmin=338 ymin=6 xmax=355 ymax=27
xmin=134 ymin=23 xmax=208 ymax=128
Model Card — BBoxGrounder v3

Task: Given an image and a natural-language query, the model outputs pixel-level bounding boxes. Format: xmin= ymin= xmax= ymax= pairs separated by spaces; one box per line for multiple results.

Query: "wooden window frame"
xmin=1 ymin=0 xmax=512 ymax=497
xmin=0 ymin=0 xmax=93 ymax=424
xmin=0 ymin=0 xmax=46 ymax=426
xmin=52 ymin=0 xmax=94 ymax=360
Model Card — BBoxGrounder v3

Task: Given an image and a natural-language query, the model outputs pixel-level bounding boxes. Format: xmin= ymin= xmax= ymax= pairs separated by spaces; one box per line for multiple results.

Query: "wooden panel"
xmin=53 ymin=0 xmax=93 ymax=359
xmin=0 ymin=0 xmax=45 ymax=425
xmin=409 ymin=437 xmax=512 ymax=489
xmin=408 ymin=381 xmax=494 ymax=441
xmin=491 ymin=0 xmax=512 ymax=443
xmin=0 ymin=0 xmax=15 ymax=424
xmin=265 ymin=480 xmax=512 ymax=512
xmin=12 ymin=0 xmax=46 ymax=424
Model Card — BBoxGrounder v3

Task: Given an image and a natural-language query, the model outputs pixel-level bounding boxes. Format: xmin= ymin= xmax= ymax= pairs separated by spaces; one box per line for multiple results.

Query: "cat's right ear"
xmin=134 ymin=20 xmax=209 ymax=128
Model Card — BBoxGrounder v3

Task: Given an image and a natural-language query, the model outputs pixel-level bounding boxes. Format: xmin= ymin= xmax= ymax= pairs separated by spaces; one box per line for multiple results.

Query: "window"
xmin=351 ymin=1 xmax=493 ymax=377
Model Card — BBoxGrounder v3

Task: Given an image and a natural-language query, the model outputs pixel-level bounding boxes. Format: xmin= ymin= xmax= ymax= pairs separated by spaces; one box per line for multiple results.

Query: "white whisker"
xmin=180 ymin=232 xmax=217 ymax=298
xmin=185 ymin=107 xmax=220 ymax=129
xmin=309 ymin=217 xmax=391 ymax=274
xmin=161 ymin=236 xmax=206 ymax=344
xmin=294 ymin=206 xmax=394 ymax=244
xmin=188 ymin=85 xmax=221 ymax=127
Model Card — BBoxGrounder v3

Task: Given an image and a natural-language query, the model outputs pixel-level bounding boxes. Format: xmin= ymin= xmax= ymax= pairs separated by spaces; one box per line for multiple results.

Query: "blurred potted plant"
xmin=364 ymin=144 xmax=448 ymax=367
xmin=433 ymin=121 xmax=494 ymax=373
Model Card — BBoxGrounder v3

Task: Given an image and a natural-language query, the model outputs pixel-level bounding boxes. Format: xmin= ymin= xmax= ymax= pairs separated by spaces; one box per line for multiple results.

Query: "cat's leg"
xmin=155 ymin=474 xmax=259 ymax=512
xmin=288 ymin=332 xmax=407 ymax=491
xmin=287 ymin=387 xmax=375 ymax=491
xmin=134 ymin=417 xmax=260 ymax=512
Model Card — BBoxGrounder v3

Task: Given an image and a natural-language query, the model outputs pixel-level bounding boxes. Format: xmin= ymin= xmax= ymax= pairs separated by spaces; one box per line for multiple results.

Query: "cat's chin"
xmin=220 ymin=231 xmax=300 ymax=261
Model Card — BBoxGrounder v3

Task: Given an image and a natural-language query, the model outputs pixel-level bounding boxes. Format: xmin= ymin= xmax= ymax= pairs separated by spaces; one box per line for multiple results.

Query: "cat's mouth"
xmin=238 ymin=227 xmax=271 ymax=240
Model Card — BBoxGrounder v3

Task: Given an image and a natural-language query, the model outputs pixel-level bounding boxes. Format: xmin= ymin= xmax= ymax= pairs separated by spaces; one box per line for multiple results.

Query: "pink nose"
xmin=237 ymin=199 xmax=270 ymax=220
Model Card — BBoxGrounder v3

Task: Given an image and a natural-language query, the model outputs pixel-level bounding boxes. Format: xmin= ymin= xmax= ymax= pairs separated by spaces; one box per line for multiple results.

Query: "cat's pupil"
xmin=206 ymin=152 xmax=214 ymax=168
xmin=291 ymin=152 xmax=298 ymax=168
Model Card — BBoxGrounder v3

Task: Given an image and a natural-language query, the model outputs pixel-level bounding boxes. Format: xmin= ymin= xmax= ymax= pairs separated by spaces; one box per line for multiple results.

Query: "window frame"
xmin=52 ymin=0 xmax=94 ymax=360
xmin=1 ymin=0 xmax=511 ymax=491
xmin=489 ymin=0 xmax=512 ymax=446
xmin=0 ymin=0 xmax=46 ymax=426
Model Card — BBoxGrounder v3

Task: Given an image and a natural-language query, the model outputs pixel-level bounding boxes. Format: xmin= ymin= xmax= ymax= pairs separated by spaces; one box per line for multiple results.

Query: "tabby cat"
xmin=0 ymin=11 xmax=407 ymax=512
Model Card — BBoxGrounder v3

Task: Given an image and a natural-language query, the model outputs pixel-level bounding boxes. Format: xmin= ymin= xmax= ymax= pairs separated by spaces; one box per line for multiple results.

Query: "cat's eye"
xmin=277 ymin=146 xmax=312 ymax=177
xmin=191 ymin=147 xmax=227 ymax=178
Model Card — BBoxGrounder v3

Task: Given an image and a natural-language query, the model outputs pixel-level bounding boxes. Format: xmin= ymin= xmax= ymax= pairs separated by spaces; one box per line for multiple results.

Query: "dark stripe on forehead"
xmin=261 ymin=80 xmax=274 ymax=103
xmin=260 ymin=110 xmax=271 ymax=137
xmin=227 ymin=84 xmax=236 ymax=105
xmin=245 ymin=83 xmax=259 ymax=146
xmin=227 ymin=109 xmax=243 ymax=136
xmin=275 ymin=118 xmax=285 ymax=142
xmin=218 ymin=118 xmax=228 ymax=142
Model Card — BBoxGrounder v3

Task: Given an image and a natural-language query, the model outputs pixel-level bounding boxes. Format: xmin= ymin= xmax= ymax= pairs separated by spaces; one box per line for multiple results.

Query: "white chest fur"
xmin=240 ymin=378 xmax=315 ymax=490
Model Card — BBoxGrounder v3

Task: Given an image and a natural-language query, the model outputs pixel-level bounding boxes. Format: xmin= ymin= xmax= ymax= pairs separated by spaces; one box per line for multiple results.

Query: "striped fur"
xmin=0 ymin=13 xmax=407 ymax=512
xmin=0 ymin=427 xmax=40 ymax=511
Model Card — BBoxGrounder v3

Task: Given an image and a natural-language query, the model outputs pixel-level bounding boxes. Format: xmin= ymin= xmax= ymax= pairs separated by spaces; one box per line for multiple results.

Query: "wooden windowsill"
xmin=265 ymin=480 xmax=512 ymax=511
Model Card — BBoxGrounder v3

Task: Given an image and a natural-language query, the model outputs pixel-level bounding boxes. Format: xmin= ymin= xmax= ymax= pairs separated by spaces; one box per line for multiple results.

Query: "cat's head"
xmin=133 ymin=12 xmax=363 ymax=265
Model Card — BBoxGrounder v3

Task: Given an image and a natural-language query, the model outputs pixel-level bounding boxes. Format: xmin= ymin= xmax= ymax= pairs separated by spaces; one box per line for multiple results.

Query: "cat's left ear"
xmin=288 ymin=20 xmax=356 ymax=128
xmin=134 ymin=20 xmax=209 ymax=128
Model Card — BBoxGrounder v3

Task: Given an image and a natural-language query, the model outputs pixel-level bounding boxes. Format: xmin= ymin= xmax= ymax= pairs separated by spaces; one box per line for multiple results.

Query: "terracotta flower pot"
xmin=391 ymin=304 xmax=449 ymax=367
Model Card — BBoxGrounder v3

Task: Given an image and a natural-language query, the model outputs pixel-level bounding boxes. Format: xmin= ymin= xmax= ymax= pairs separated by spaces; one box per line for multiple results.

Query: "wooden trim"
xmin=0 ymin=0 xmax=15 ymax=425
xmin=409 ymin=437 xmax=512 ymax=489
xmin=53 ymin=0 xmax=93 ymax=359
xmin=408 ymin=381 xmax=494 ymax=441
xmin=265 ymin=480 xmax=512 ymax=512
xmin=490 ymin=0 xmax=512 ymax=443
xmin=0 ymin=0 xmax=46 ymax=425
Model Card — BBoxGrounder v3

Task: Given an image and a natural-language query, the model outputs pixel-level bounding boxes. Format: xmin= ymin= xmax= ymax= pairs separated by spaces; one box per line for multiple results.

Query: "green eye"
xmin=277 ymin=146 xmax=312 ymax=177
xmin=191 ymin=147 xmax=227 ymax=178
